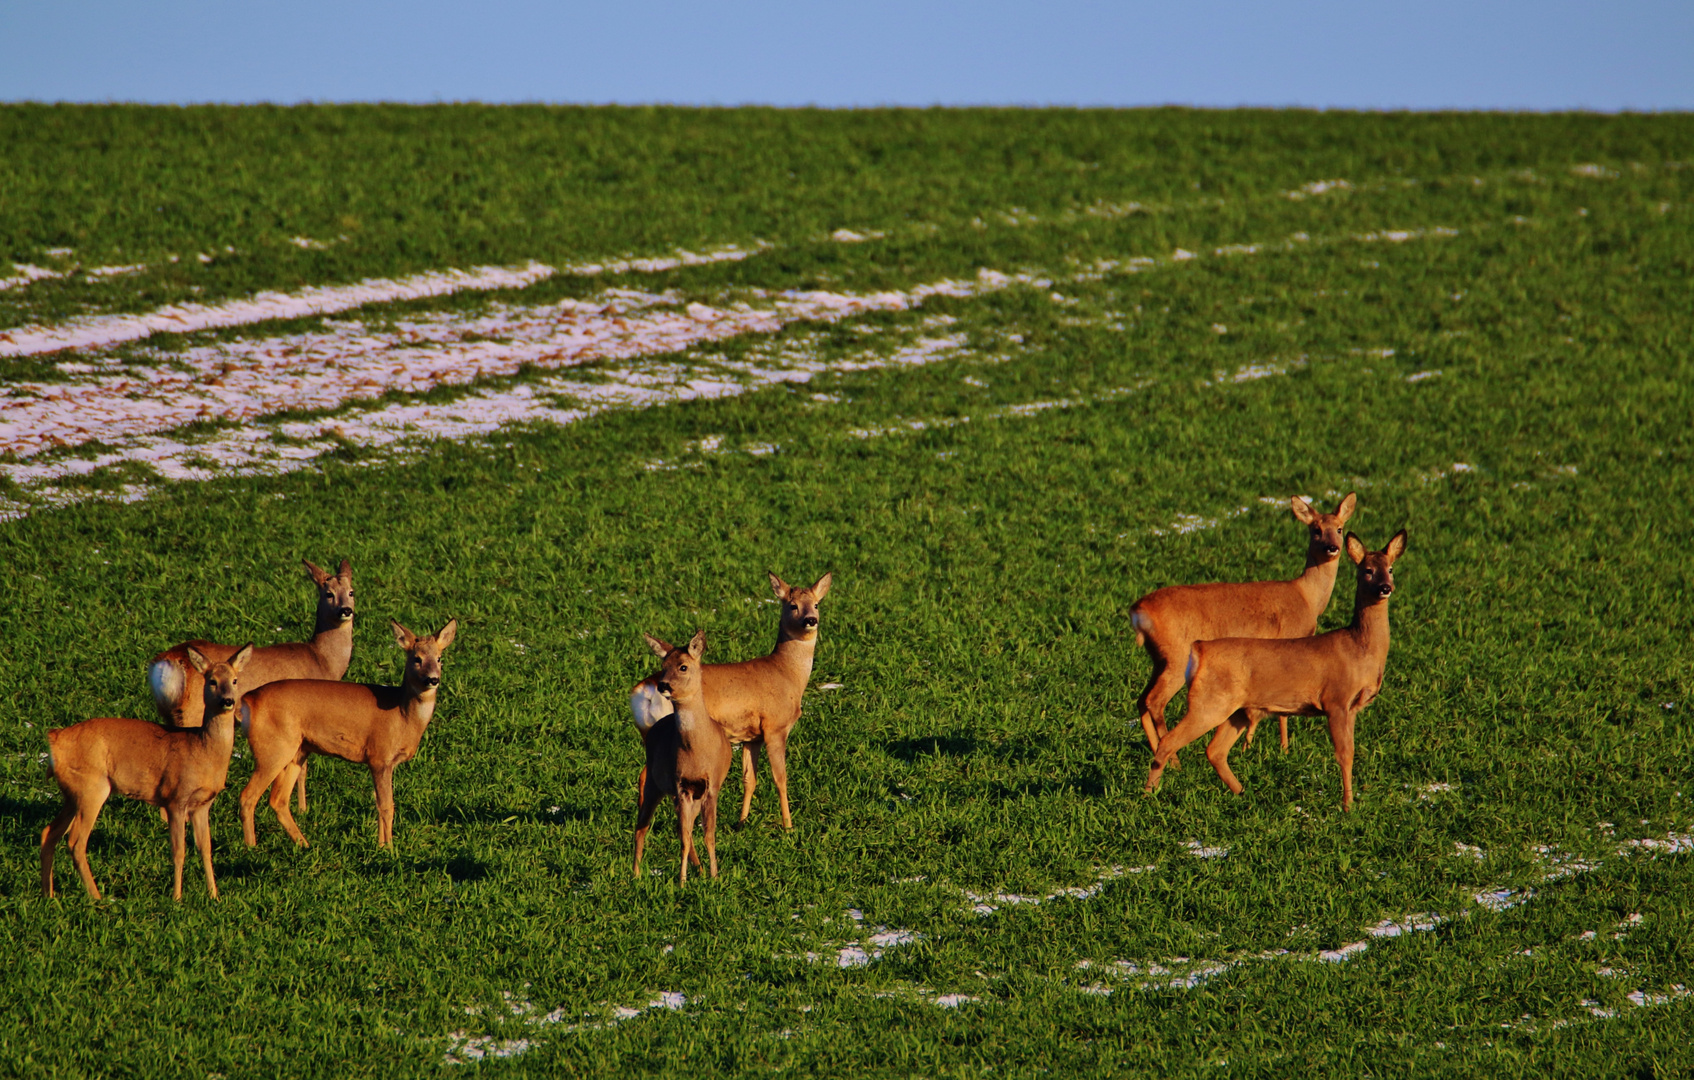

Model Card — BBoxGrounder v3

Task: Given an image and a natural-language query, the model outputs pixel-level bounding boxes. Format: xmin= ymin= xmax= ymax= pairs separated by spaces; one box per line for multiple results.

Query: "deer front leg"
xmin=1280 ymin=716 xmax=1290 ymax=753
xmin=702 ymin=789 xmax=720 ymax=878
xmin=738 ymin=741 xmax=761 ymax=824
xmin=193 ymin=804 xmax=218 ymax=899
xmin=676 ymin=791 xmax=702 ymax=885
xmin=295 ymin=760 xmax=310 ymax=814
xmin=633 ymin=786 xmax=665 ymax=878
xmin=765 ymin=732 xmax=794 ymax=830
xmin=1203 ymin=711 xmax=1251 ymax=795
xmin=372 ymin=764 xmax=396 ymax=847
xmin=168 ymin=807 xmax=188 ymax=901
xmin=1327 ymin=709 xmax=1357 ymax=811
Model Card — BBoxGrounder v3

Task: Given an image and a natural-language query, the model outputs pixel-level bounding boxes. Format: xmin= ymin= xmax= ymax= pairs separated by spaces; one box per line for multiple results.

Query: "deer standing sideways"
xmin=634 ymin=631 xmax=734 ymax=884
xmin=1130 ymin=494 xmax=1355 ymax=763
xmin=149 ymin=557 xmax=355 ymax=814
xmin=630 ymin=571 xmax=831 ymax=829
xmin=238 ymin=619 xmax=456 ymax=848
xmin=41 ymin=644 xmax=253 ymax=900
xmin=1145 ymin=530 xmax=1406 ymax=810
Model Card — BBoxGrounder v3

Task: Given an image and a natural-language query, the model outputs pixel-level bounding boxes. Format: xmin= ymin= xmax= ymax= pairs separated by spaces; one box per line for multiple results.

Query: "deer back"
xmin=700 ymin=653 xmax=809 ymax=741
xmin=1133 ymin=577 xmax=1320 ymax=655
xmin=242 ymin=678 xmax=428 ymax=766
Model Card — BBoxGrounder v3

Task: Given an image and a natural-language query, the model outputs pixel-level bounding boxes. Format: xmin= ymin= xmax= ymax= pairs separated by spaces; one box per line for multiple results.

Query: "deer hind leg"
xmin=1146 ymin=697 xmax=1234 ymax=794
xmin=738 ymin=741 xmax=761 ymax=824
xmin=371 ymin=764 xmax=396 ymax=847
xmin=40 ymin=799 xmax=78 ymax=898
xmin=294 ymin=760 xmax=310 ymax=814
xmin=1280 ymin=715 xmax=1290 ymax=753
xmin=266 ymin=757 xmax=310 ymax=847
xmin=68 ymin=791 xmax=109 ymax=900
xmin=1326 ymin=709 xmax=1357 ymax=811
xmin=167 ymin=807 xmax=188 ymax=901
xmin=633 ymin=786 xmax=665 ymax=878
xmin=1203 ymin=711 xmax=1252 ymax=795
xmin=1139 ymin=656 xmax=1189 ymax=768
xmin=765 ymin=732 xmax=794 ymax=830
xmin=240 ymin=738 xmax=294 ymax=847
xmin=192 ymin=804 xmax=218 ymax=899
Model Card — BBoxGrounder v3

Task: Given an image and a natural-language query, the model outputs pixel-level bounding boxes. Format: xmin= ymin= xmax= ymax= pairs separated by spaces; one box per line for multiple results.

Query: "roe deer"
xmin=149 ymin=557 xmax=355 ymax=814
xmin=41 ymin=644 xmax=253 ymax=900
xmin=634 ymin=631 xmax=733 ymax=884
xmin=1145 ymin=530 xmax=1406 ymax=810
xmin=1130 ymin=494 xmax=1355 ymax=763
xmin=630 ymin=571 xmax=831 ymax=829
xmin=238 ymin=618 xmax=456 ymax=848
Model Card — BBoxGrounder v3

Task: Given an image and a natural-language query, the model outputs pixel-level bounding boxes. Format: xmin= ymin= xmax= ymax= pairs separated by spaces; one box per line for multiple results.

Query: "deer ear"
xmin=1336 ymin=492 xmax=1357 ymax=524
xmin=811 ymin=571 xmax=833 ymax=601
xmin=434 ymin=619 xmax=457 ymax=651
xmin=1290 ymin=496 xmax=1316 ymax=524
xmin=391 ymin=620 xmax=416 ymax=651
xmin=688 ymin=629 xmax=706 ymax=659
xmin=337 ymin=558 xmax=352 ymax=580
xmin=643 ymin=633 xmax=672 ymax=659
xmin=1384 ymin=529 xmax=1407 ymax=566
xmin=229 ymin=643 xmax=255 ymax=672
xmin=302 ymin=559 xmax=330 ymax=585
xmin=1345 ymin=533 xmax=1368 ymax=564
xmin=768 ymin=571 xmax=791 ymax=600
xmin=184 ymin=646 xmax=211 ymax=674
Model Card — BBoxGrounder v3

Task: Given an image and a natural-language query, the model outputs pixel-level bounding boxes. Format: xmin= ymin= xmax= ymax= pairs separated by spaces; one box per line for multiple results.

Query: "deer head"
xmin=186 ymin=643 xmax=254 ymax=714
xmin=304 ymin=557 xmax=356 ymax=628
xmin=1292 ymin=493 xmax=1356 ymax=564
xmin=769 ymin=571 xmax=833 ymax=640
xmin=1346 ymin=529 xmax=1406 ymax=604
xmin=645 ymin=630 xmax=707 ymax=705
xmin=392 ymin=619 xmax=457 ymax=692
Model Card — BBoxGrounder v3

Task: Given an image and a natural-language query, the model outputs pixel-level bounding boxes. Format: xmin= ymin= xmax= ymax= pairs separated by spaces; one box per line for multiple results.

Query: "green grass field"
xmin=1 ymin=106 xmax=1691 ymax=1077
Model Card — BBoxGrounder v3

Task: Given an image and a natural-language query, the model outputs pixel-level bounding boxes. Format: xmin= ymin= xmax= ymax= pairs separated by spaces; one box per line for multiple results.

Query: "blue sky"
xmin=2 ymin=0 xmax=1690 ymax=109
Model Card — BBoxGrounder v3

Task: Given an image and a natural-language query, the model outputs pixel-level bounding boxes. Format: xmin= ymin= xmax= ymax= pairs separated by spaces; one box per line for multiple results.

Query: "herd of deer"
xmin=37 ymin=498 xmax=1406 ymax=899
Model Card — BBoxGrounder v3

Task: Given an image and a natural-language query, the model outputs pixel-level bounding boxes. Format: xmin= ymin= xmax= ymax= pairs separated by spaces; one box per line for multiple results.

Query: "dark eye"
xmin=680 ymin=665 xmax=689 ymax=672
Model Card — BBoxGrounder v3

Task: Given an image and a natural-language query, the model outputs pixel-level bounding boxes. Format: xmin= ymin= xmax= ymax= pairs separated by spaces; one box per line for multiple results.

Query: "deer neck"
xmin=309 ymin=613 xmax=355 ymax=677
xmin=672 ymin=692 xmax=712 ymax=736
xmin=1293 ymin=552 xmax=1341 ymax=617
xmin=1348 ymin=593 xmax=1393 ymax=659
xmin=400 ymin=684 xmax=439 ymax=729
xmin=771 ymin=629 xmax=818 ymax=680
xmin=199 ymin=707 xmax=238 ymax=754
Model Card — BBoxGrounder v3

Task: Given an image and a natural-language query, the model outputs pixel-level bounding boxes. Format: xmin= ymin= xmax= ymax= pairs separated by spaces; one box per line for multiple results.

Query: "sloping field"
xmin=0 ymin=106 xmax=1691 ymax=1077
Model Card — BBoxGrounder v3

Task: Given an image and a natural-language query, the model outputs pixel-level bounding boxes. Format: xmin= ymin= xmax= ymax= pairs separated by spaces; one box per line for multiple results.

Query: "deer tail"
xmin=1184 ymin=644 xmax=1203 ymax=687
xmin=1130 ymin=607 xmax=1151 ymax=650
xmin=148 ymin=656 xmax=185 ymax=721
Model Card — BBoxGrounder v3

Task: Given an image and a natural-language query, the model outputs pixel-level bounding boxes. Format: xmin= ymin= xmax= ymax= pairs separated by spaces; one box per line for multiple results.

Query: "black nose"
xmin=656 ymin=681 xmax=671 ymax=695
xmin=1325 ymin=544 xmax=1339 ymax=556
xmin=221 ymin=697 xmax=235 ymax=709
xmin=426 ymin=676 xmax=441 ymax=687
xmin=1378 ymin=585 xmax=1394 ymax=597
xmin=339 ymin=607 xmax=353 ymax=618
xmin=804 ymin=617 xmax=818 ymax=628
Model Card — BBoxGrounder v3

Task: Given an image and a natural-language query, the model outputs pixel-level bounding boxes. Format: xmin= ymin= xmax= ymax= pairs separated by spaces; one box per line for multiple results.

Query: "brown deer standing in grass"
xmin=630 ymin=571 xmax=831 ymax=829
xmin=1145 ymin=529 xmax=1406 ymax=811
xmin=634 ymin=630 xmax=733 ymax=884
xmin=149 ymin=557 xmax=355 ymax=814
xmin=238 ymin=619 xmax=455 ymax=848
xmin=1130 ymin=494 xmax=1355 ymax=764
xmin=41 ymin=644 xmax=253 ymax=900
